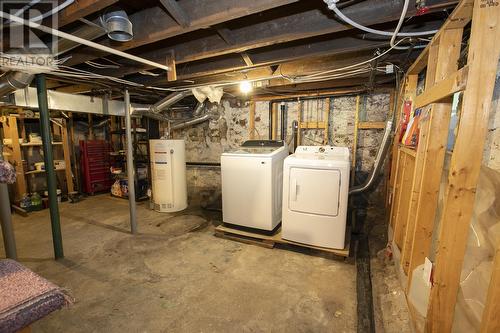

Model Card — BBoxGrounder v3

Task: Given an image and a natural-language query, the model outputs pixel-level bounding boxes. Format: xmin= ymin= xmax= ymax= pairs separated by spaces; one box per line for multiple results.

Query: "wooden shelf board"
xmin=25 ymin=168 xmax=66 ymax=175
xmin=398 ymin=145 xmax=417 ymax=158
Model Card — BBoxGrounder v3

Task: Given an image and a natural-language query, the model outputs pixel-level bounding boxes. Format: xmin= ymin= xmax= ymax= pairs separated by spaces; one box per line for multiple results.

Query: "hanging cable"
xmin=323 ymin=0 xmax=438 ymax=37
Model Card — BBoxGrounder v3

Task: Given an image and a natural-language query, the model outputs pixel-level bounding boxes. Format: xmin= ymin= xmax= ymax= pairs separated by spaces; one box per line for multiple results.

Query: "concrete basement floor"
xmin=1 ymin=195 xmax=357 ymax=332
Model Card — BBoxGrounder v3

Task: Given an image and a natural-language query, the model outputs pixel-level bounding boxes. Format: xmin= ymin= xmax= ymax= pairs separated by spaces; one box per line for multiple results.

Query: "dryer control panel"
xmin=295 ymin=146 xmax=349 ymax=161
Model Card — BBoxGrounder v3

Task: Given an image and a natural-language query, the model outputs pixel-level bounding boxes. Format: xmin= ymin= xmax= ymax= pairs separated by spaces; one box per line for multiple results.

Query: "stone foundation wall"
xmin=173 ymin=93 xmax=391 ymax=204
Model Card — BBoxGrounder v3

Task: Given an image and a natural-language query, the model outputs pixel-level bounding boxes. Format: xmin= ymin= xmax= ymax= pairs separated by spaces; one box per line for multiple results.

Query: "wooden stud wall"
xmin=427 ymin=1 xmax=500 ymax=331
xmin=387 ymin=0 xmax=500 ymax=332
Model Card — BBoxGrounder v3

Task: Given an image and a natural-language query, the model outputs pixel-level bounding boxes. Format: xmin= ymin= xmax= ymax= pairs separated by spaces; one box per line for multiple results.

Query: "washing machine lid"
xmin=241 ymin=140 xmax=284 ymax=147
xmin=223 ymin=140 xmax=286 ymax=156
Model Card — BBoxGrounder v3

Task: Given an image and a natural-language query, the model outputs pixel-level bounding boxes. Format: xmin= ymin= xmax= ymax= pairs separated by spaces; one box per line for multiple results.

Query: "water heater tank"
xmin=149 ymin=139 xmax=188 ymax=212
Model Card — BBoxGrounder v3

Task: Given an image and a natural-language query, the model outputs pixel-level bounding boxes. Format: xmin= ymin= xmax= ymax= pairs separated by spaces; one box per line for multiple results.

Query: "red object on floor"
xmin=80 ymin=140 xmax=114 ymax=194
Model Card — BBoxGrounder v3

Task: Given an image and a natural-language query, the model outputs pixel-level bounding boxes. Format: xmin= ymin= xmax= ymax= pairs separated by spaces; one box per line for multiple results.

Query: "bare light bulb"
xmin=239 ymin=80 xmax=252 ymax=94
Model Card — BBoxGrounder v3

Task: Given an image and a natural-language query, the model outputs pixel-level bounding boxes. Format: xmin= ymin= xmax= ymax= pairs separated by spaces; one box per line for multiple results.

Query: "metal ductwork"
xmin=193 ymin=102 xmax=205 ymax=116
xmin=150 ymin=90 xmax=193 ymax=113
xmin=349 ymin=73 xmax=402 ymax=195
xmin=171 ymin=113 xmax=213 ymax=131
xmin=349 ymin=119 xmax=394 ymax=195
xmin=102 ymin=9 xmax=133 ymax=42
xmin=0 ymin=71 xmax=34 ymax=98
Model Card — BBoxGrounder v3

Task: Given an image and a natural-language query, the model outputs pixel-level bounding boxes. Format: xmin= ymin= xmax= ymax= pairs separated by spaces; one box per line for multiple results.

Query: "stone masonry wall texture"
xmin=175 ymin=93 xmax=391 ymax=200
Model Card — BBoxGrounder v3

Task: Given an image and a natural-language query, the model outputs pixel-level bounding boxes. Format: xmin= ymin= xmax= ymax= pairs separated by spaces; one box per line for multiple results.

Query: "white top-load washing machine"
xmin=221 ymin=140 xmax=288 ymax=231
xmin=282 ymin=146 xmax=350 ymax=249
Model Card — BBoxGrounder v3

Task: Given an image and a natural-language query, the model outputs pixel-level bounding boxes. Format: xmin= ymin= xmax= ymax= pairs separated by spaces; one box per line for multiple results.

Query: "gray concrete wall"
xmin=172 ymin=93 xmax=391 ymax=203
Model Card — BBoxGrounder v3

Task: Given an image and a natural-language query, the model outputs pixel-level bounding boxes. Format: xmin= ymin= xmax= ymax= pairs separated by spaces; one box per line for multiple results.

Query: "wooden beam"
xmin=251 ymin=87 xmax=366 ymax=101
xmin=481 ymin=246 xmax=500 ymax=333
xmin=298 ymin=121 xmax=327 ymax=129
xmin=400 ymin=108 xmax=430 ymax=275
xmin=3 ymin=116 xmax=26 ymax=201
xmin=64 ymin=0 xmax=300 ymax=66
xmin=406 ymin=27 xmax=462 ymax=288
xmin=61 ymin=119 xmax=74 ymax=193
xmin=96 ymin=18 xmax=443 ymax=79
xmin=166 ymin=52 xmax=177 ymax=81
xmin=216 ymin=26 xmax=235 ymax=45
xmin=358 ymin=121 xmax=385 ymax=129
xmin=426 ymin=1 xmax=500 ymax=331
xmin=414 ymin=65 xmax=468 ymax=108
xmin=53 ymin=23 xmax=106 ymax=56
xmin=392 ymin=152 xmax=415 ymax=249
xmin=129 ymin=40 xmax=392 ymax=85
xmin=407 ymin=0 xmax=473 ymax=75
xmin=68 ymin=0 xmax=452 ymax=71
xmin=241 ymin=53 xmax=254 ymax=67
xmin=249 ymin=101 xmax=256 ymax=139
xmin=54 ymin=84 xmax=93 ymax=94
xmin=159 ymin=0 xmax=190 ymax=27
xmin=59 ymin=0 xmax=118 ymax=27
xmin=323 ymin=97 xmax=330 ymax=145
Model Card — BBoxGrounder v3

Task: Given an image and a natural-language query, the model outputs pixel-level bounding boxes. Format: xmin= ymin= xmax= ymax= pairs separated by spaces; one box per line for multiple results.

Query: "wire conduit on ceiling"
xmin=323 ymin=0 xmax=438 ymax=37
xmin=0 ymin=11 xmax=170 ymax=72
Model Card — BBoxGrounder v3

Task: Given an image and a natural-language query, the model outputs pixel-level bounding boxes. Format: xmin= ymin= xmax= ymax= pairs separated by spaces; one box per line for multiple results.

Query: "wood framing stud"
xmin=166 ymin=51 xmax=177 ymax=81
xmin=249 ymin=101 xmax=256 ymax=139
xmin=414 ymin=66 xmax=469 ymax=108
xmin=426 ymin=1 xmax=500 ymax=331
xmin=406 ymin=27 xmax=462 ymax=289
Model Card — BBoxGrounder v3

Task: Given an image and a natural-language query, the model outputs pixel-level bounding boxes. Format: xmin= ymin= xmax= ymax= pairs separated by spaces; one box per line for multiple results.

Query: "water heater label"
xmin=154 ymin=151 xmax=168 ymax=164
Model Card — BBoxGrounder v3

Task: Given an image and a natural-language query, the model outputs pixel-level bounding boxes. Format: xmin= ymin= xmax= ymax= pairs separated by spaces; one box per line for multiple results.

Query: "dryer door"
xmin=288 ymin=167 xmax=340 ymax=216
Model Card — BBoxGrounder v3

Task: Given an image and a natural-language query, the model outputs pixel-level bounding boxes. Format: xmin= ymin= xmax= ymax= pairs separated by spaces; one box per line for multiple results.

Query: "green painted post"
xmin=35 ymin=74 xmax=64 ymax=259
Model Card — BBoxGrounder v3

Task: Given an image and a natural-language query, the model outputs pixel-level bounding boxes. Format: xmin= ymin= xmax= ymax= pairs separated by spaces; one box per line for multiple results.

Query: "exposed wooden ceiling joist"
xmin=58 ymin=0 xmax=118 ymax=27
xmin=73 ymin=0 xmax=452 ymax=79
xmin=159 ymin=0 xmax=191 ymax=28
xmin=123 ymin=16 xmax=442 ymax=86
xmin=129 ymin=44 xmax=405 ymax=88
xmin=63 ymin=0 xmax=300 ymax=66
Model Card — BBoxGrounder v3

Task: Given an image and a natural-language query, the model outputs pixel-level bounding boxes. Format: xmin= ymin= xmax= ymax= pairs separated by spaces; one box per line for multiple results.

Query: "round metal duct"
xmin=102 ymin=9 xmax=133 ymax=42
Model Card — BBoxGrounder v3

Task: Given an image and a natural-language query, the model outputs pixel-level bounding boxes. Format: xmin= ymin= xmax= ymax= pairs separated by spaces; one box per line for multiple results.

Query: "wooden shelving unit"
xmin=1 ymin=115 xmax=74 ymax=202
xmin=109 ymin=117 xmax=149 ymax=200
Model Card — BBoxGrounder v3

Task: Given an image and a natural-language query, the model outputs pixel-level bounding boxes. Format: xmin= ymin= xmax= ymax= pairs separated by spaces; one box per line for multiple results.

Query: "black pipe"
xmin=292 ymin=120 xmax=298 ymax=152
xmin=36 ymin=74 xmax=64 ymax=259
xmin=186 ymin=162 xmax=221 ymax=167
xmin=268 ymin=101 xmax=273 ymax=139
xmin=280 ymin=103 xmax=286 ymax=141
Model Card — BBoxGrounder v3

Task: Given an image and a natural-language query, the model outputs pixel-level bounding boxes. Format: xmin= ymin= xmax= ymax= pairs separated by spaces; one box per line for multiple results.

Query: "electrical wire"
xmin=390 ymin=0 xmax=411 ymax=50
xmin=297 ymin=38 xmax=414 ymax=80
xmin=29 ymin=0 xmax=75 ymax=22
xmin=323 ymin=0 xmax=438 ymax=37
xmin=85 ymin=60 xmax=120 ymax=69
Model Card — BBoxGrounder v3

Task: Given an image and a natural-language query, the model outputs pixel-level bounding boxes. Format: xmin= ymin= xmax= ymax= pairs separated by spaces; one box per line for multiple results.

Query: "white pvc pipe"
xmin=31 ymin=0 xmax=75 ymax=22
xmin=390 ymin=0 xmax=411 ymax=50
xmin=324 ymin=0 xmax=438 ymax=37
xmin=0 ymin=11 xmax=170 ymax=72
